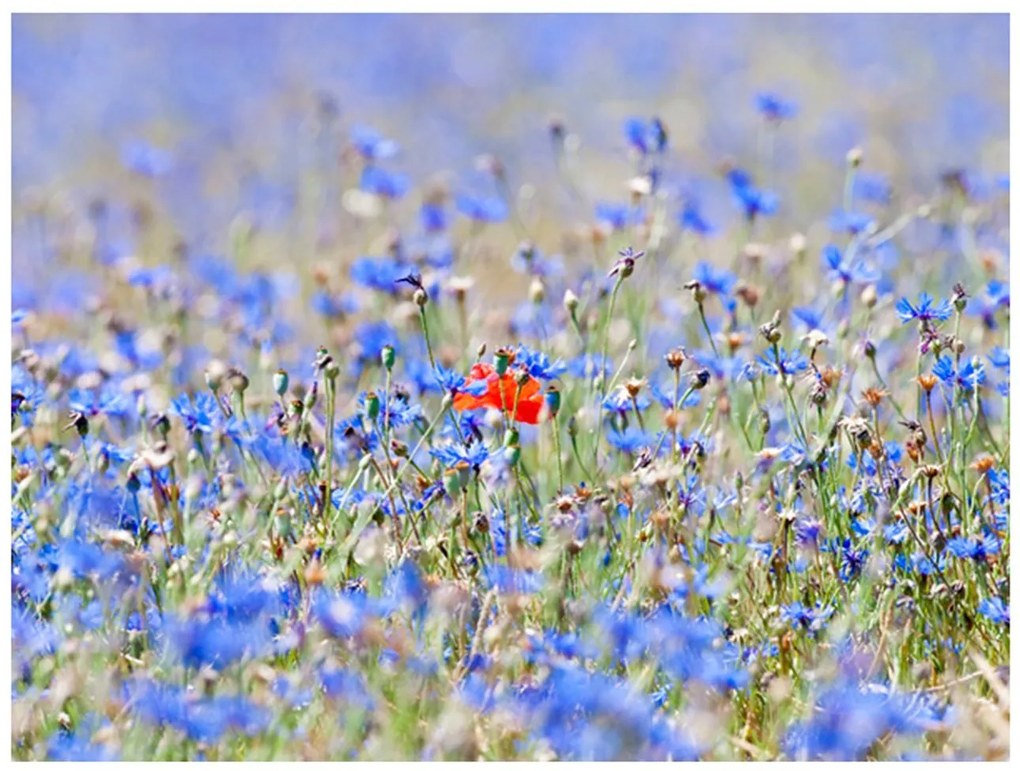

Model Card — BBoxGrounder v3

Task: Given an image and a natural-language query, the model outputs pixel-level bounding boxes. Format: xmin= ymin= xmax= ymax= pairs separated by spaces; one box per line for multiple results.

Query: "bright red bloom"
xmin=452 ymin=362 xmax=547 ymax=424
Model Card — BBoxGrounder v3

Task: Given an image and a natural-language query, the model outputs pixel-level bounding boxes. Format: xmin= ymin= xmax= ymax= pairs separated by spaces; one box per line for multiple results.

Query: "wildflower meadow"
xmin=9 ymin=13 xmax=1011 ymax=761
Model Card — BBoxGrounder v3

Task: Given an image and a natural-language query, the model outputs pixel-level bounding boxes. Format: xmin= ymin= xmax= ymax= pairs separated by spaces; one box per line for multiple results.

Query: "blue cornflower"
xmin=120 ymin=139 xmax=173 ymax=177
xmin=488 ymin=506 xmax=542 ymax=556
xmin=755 ymin=92 xmax=797 ymax=121
xmin=986 ymin=279 xmax=1009 ymax=309
xmin=568 ymin=353 xmax=612 ymax=382
xmin=484 ymin=565 xmax=544 ymax=594
xmin=314 ymin=590 xmax=373 ymax=639
xmin=602 ymin=387 xmax=651 ymax=416
xmin=359 ymin=165 xmax=410 ymax=199
xmin=692 ymin=260 xmax=737 ymax=296
xmin=129 ymin=680 xmax=270 ymax=744
xmin=56 ymin=540 xmax=126 ymax=580
xmin=896 ymin=292 xmax=953 ymax=324
xmin=931 ymin=356 xmax=986 ymax=392
xmin=854 ymin=172 xmax=893 ymax=205
xmin=986 ymin=468 xmax=1009 ymax=507
xmin=677 ymin=200 xmax=715 ymax=236
xmin=727 ymin=169 xmax=778 ymax=221
xmin=606 ymin=426 xmax=654 ymax=455
xmin=945 ymin=536 xmax=999 ymax=561
xmin=795 ymin=517 xmax=824 ymax=547
xmin=596 ymin=202 xmax=643 ymax=230
xmin=649 ymin=379 xmax=701 ymax=410
xmin=757 ymin=347 xmax=809 ymax=376
xmin=312 ymin=290 xmax=359 ymax=318
xmin=47 ymin=717 xmax=119 ymax=761
xmin=350 ymin=255 xmax=408 ymax=293
xmin=822 ymin=245 xmax=880 ymax=285
xmin=170 ymin=393 xmax=218 ymax=434
xmin=978 ymin=597 xmax=1009 ymax=625
xmin=456 ymin=194 xmax=508 ymax=223
xmin=68 ymin=385 xmax=130 ymax=419
xmin=354 ymin=321 xmax=400 ymax=363
xmin=509 ymin=242 xmax=562 ymax=277
xmin=320 ymin=665 xmax=375 ymax=708
xmin=515 ymin=344 xmax=567 ymax=381
xmin=828 ymin=209 xmax=875 ymax=235
xmin=624 ymin=116 xmax=668 ymax=155
xmin=839 ymin=539 xmax=869 ymax=582
xmin=430 ymin=440 xmax=489 ymax=470
xmin=791 ymin=305 xmax=826 ymax=331
xmin=780 ymin=601 xmax=833 ymax=631
xmin=349 ymin=125 xmax=399 ymax=160
xmin=420 ymin=201 xmax=448 ymax=232
xmin=97 ymin=443 xmax=134 ymax=468
xmin=783 ymin=683 xmax=935 ymax=760
xmin=164 ymin=614 xmax=265 ymax=671
xmin=988 ymin=346 xmax=1009 ymax=371
xmin=431 ymin=364 xmax=485 ymax=397
xmin=360 ymin=390 xmax=422 ymax=431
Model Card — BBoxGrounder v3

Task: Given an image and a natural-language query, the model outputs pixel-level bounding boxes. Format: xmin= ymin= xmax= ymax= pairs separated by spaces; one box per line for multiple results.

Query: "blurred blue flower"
xmin=977 ymin=597 xmax=1009 ymax=625
xmin=456 ymin=194 xmax=508 ymax=223
xmin=350 ymin=125 xmax=399 ymax=160
xmin=755 ymin=92 xmax=797 ymax=121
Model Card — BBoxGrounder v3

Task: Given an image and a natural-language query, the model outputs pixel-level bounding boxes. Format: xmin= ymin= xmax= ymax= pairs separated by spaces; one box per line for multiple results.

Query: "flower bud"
xmin=665 ymin=348 xmax=686 ymax=370
xmin=789 ymin=232 xmax=807 ymax=257
xmin=952 ymin=282 xmax=968 ymax=313
xmin=380 ymin=344 xmax=396 ymax=371
xmin=494 ymin=347 xmax=514 ymax=376
xmin=544 ymin=385 xmax=561 ymax=416
xmin=684 ymin=280 xmax=707 ymax=304
xmin=273 ymin=369 xmax=289 ymax=397
xmin=529 ymin=277 xmax=545 ymax=304
xmin=304 ymin=380 xmax=319 ymax=411
xmin=860 ymin=284 xmax=877 ymax=308
xmin=150 ymin=412 xmax=170 ymax=439
xmin=227 ymin=367 xmax=249 ymax=393
xmin=563 ymin=289 xmax=579 ymax=313
xmin=205 ymin=359 xmax=227 ymax=391
xmin=364 ymin=391 xmax=381 ymax=421
xmin=503 ymin=427 xmax=520 ymax=449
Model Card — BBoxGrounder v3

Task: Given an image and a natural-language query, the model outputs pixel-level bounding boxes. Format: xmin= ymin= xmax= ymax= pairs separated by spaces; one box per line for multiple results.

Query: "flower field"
xmin=9 ymin=14 xmax=1011 ymax=761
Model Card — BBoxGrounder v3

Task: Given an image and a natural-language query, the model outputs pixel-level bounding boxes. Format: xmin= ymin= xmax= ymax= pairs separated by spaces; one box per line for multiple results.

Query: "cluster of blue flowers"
xmin=10 ymin=14 xmax=1010 ymax=762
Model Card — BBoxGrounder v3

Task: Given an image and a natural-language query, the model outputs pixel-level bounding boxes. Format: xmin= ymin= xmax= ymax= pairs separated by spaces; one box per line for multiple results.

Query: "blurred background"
xmin=11 ymin=14 xmax=1010 ymax=376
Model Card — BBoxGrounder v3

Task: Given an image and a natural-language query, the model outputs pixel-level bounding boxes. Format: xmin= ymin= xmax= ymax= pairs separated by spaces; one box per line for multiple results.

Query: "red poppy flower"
xmin=452 ymin=362 xmax=547 ymax=424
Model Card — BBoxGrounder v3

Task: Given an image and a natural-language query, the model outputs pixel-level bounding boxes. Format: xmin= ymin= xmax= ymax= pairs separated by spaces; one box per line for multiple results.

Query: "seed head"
xmin=665 ymin=347 xmax=687 ymax=370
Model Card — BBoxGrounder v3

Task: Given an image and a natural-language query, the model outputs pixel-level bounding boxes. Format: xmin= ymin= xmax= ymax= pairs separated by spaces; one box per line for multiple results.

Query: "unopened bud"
xmin=563 ymin=289 xmax=579 ymax=313
xmin=860 ymin=284 xmax=877 ymax=308
xmin=227 ymin=367 xmax=249 ymax=393
xmin=205 ymin=359 xmax=227 ymax=391
xmin=364 ymin=391 xmax=381 ymax=421
xmin=529 ymin=277 xmax=545 ymax=304
xmin=380 ymin=344 xmax=396 ymax=371
xmin=273 ymin=369 xmax=289 ymax=397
